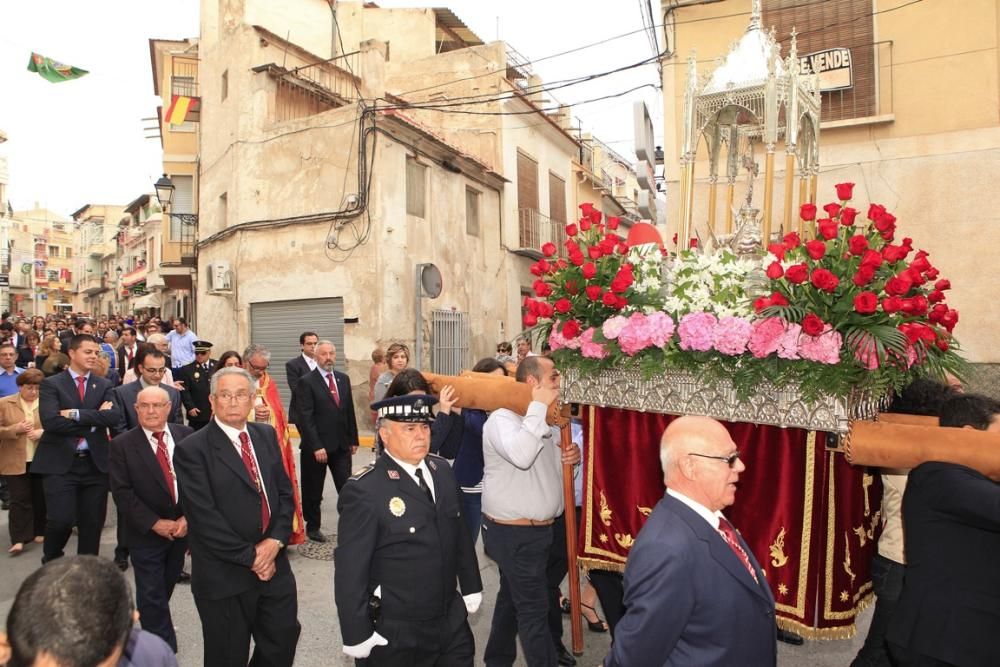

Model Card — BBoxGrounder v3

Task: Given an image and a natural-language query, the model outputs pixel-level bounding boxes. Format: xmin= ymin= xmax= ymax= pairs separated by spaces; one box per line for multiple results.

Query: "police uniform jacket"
xmin=176 ymin=359 xmax=215 ymax=424
xmin=334 ymin=452 xmax=482 ymax=649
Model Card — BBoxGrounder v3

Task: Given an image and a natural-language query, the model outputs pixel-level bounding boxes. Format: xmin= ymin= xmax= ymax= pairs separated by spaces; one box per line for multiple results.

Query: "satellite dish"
xmin=419 ymin=263 xmax=443 ymax=298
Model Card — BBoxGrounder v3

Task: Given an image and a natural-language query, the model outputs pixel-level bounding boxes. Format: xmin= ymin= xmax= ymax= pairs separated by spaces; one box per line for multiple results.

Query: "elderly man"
xmin=482 ymin=355 xmax=581 ymax=667
xmin=605 ymin=416 xmax=776 ymax=667
xmin=109 ymin=386 xmax=193 ymax=652
xmin=335 ymin=393 xmax=483 ymax=664
xmin=173 ymin=366 xmax=300 ymax=667
xmin=295 ymin=340 xmax=358 ymax=542
xmin=244 ymin=343 xmax=305 ymax=545
xmin=112 ymin=348 xmax=183 ymax=436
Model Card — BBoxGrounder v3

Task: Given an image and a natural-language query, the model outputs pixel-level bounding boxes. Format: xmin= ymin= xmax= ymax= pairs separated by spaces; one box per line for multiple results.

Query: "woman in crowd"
xmin=0 ymin=369 xmax=45 ymax=556
xmin=35 ymin=334 xmax=69 ymax=377
xmin=372 ymin=342 xmax=410 ymax=403
xmin=381 ymin=368 xmax=460 ymax=457
xmin=30 ymin=317 xmax=46 ymax=335
xmin=16 ymin=332 xmax=40 ymax=369
xmin=100 ymin=330 xmax=119 ymax=379
xmin=216 ymin=350 xmax=243 ymax=368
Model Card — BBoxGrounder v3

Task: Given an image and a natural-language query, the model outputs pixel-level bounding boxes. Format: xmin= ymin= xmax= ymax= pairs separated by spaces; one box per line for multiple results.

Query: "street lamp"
xmin=154 ymin=174 xmax=175 ymax=207
xmin=115 ymin=266 xmax=123 ymax=279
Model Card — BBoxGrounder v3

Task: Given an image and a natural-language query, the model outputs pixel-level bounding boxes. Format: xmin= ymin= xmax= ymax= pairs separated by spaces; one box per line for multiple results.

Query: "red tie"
xmin=127 ymin=347 xmax=134 ymax=363
xmin=718 ymin=517 xmax=759 ymax=584
xmin=76 ymin=375 xmax=86 ymax=401
xmin=153 ymin=431 xmax=176 ymax=504
xmin=238 ymin=432 xmax=270 ymax=531
xmin=327 ymin=373 xmax=340 ymax=406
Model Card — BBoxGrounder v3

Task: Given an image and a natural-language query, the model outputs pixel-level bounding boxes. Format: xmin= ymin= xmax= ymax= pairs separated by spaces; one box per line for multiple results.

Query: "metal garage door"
xmin=250 ymin=297 xmax=345 ymax=413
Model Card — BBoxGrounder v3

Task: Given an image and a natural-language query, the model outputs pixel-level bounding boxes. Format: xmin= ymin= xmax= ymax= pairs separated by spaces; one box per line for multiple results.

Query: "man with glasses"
xmin=244 ymin=343 xmax=305 ymax=545
xmin=174 ymin=367 xmax=301 ymax=667
xmin=108 ymin=385 xmax=193 ymax=652
xmin=605 ymin=415 xmax=776 ymax=667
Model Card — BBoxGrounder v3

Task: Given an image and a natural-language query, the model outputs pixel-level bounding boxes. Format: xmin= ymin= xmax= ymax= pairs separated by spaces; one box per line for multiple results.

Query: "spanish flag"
xmin=164 ymin=95 xmax=199 ymax=125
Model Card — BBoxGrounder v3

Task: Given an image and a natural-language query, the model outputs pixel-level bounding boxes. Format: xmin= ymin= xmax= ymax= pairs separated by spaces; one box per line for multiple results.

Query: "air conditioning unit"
xmin=206 ymin=260 xmax=232 ymax=292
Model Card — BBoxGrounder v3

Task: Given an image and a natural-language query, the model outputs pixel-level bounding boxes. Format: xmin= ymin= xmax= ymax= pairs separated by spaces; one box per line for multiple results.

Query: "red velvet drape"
xmin=579 ymin=405 xmax=880 ymax=639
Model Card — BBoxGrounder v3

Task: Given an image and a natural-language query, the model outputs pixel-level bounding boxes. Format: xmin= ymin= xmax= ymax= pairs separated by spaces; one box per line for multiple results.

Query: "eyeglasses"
xmin=136 ymin=401 xmax=171 ymax=410
xmin=216 ymin=391 xmax=252 ymax=403
xmin=246 ymin=360 xmax=269 ymax=372
xmin=140 ymin=367 xmax=168 ymax=375
xmin=689 ymin=450 xmax=741 ymax=468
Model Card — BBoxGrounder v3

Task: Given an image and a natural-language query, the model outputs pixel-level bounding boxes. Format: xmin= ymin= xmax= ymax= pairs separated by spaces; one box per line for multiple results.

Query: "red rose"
xmin=929 ymin=303 xmax=947 ymax=322
xmin=854 ymin=291 xmax=879 ymax=314
xmin=874 ymin=212 xmax=896 ymax=233
xmin=564 ymin=280 xmax=579 ymax=295
xmin=910 ymin=295 xmax=929 ymax=315
xmin=753 ymin=296 xmax=771 ymax=312
xmin=610 ymin=276 xmax=629 ymax=294
xmin=602 ymin=291 xmax=618 ymax=307
xmin=766 ymin=261 xmax=784 ymax=279
xmin=615 ymin=296 xmax=628 ymax=310
xmin=607 ymin=216 xmax=620 ymax=230
xmin=823 ymin=203 xmax=841 ymax=219
xmin=536 ymin=301 xmax=554 ymax=318
xmin=936 ymin=338 xmax=949 ymax=352
xmin=562 ymin=319 xmax=581 ymax=339
xmin=530 ymin=262 xmax=543 ymax=277
xmin=588 ymin=246 xmax=603 ymax=260
xmin=565 ymin=223 xmax=578 ymax=237
xmin=689 ymin=238 xmax=698 ymax=249
xmin=569 ymin=251 xmax=584 ymax=266
xmin=925 ymin=267 xmax=940 ymax=280
xmin=589 ymin=209 xmax=603 ymax=224
xmin=835 ymin=182 xmax=855 ymax=200
xmin=800 ymin=203 xmax=817 ymax=221
xmin=805 ymin=240 xmax=827 ymax=260
xmin=900 ymin=298 xmax=917 ymax=314
xmin=554 ymin=298 xmax=572 ymax=314
xmin=770 ymin=291 xmax=789 ymax=307
xmin=599 ymin=239 xmax=617 ymax=256
xmin=860 ymin=249 xmax=883 ymax=269
xmin=585 ymin=285 xmax=602 ymax=301
xmin=881 ymin=245 xmax=910 ymax=263
xmin=801 ymin=313 xmax=826 ymax=336
xmin=884 ymin=275 xmax=913 ymax=296
xmin=810 ymin=268 xmax=840 ymax=292
xmin=541 ymin=242 xmax=557 ymax=257
xmin=903 ymin=267 xmax=925 ymax=287
xmin=881 ymin=296 xmax=902 ymax=314
xmin=941 ymin=309 xmax=959 ymax=332
xmin=783 ymin=232 xmax=802 ymax=248
xmin=555 ymin=259 xmax=567 ymax=270
xmin=840 ymin=207 xmax=858 ymax=226
xmin=579 ymin=203 xmax=594 ymax=217
xmin=616 ymin=242 xmax=629 ymax=254
xmin=532 ymin=280 xmax=552 ymax=297
xmin=910 ymin=255 xmax=931 ymax=273
xmin=927 ymin=290 xmax=945 ymax=303
xmin=580 ymin=218 xmax=592 ymax=232
xmin=785 ymin=263 xmax=809 ymax=284
xmin=581 ymin=262 xmax=597 ymax=280
xmin=767 ymin=243 xmax=786 ymax=261
xmin=935 ymin=279 xmax=951 ymax=291
xmin=853 ymin=265 xmax=876 ymax=287
xmin=848 ymin=235 xmax=868 ymax=256
xmin=621 ymin=263 xmax=635 ymax=274
xmin=817 ymin=219 xmax=839 ymax=240
xmin=867 ymin=204 xmax=886 ymax=221
xmin=523 ymin=313 xmax=538 ymax=327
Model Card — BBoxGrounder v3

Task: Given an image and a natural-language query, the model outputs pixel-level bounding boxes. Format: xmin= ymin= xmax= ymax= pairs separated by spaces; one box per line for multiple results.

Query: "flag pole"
xmin=560 ymin=409 xmax=583 ymax=655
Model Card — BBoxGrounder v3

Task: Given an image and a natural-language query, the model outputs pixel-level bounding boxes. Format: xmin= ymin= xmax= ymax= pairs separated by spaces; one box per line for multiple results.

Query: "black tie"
xmin=415 ymin=468 xmax=434 ymax=504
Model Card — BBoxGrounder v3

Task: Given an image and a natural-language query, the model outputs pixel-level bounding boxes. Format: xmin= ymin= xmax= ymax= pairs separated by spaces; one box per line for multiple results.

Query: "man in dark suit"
xmin=32 ymin=334 xmax=122 ymax=563
xmin=284 ymin=330 xmax=318 ymax=425
xmin=605 ymin=415 xmax=776 ymax=667
xmin=109 ymin=385 xmax=194 ymax=652
xmin=335 ymin=394 xmax=483 ymax=664
xmin=887 ymin=394 xmax=1000 ymax=667
xmin=116 ymin=327 xmax=140 ymax=380
xmin=112 ymin=348 xmax=183 ymax=436
xmin=174 ymin=366 xmax=300 ymax=667
xmin=176 ymin=340 xmax=216 ymax=430
xmin=295 ymin=340 xmax=358 ymax=542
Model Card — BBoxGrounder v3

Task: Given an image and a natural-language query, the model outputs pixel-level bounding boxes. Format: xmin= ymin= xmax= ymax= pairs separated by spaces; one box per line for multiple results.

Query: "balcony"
xmin=160 ymin=214 xmax=197 ymax=290
xmin=82 ymin=273 xmax=107 ymax=295
xmin=512 ymin=208 xmax=565 ymax=259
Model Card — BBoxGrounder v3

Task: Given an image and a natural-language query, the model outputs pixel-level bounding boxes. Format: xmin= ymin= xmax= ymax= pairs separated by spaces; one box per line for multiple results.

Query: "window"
xmin=64 ymin=248 xmax=72 ymax=259
xmin=48 ymin=245 xmax=59 ymax=258
xmin=516 ymin=150 xmax=539 ymax=212
xmin=431 ymin=310 xmax=469 ymax=375
xmin=170 ymin=175 xmax=194 ymax=241
xmin=406 ymin=157 xmax=427 ymax=218
xmin=47 ymin=270 xmax=58 ymax=283
xmin=465 ymin=187 xmax=480 ymax=236
xmin=221 ymin=69 xmax=228 ymax=101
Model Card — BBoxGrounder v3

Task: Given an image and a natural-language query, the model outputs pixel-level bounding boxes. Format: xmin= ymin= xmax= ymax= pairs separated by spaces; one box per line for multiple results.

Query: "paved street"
xmin=0 ymin=447 xmax=871 ymax=666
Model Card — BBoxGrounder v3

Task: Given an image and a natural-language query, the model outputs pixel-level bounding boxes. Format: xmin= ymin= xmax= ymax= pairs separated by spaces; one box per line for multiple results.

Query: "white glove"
xmin=463 ymin=591 xmax=483 ymax=614
xmin=342 ymin=631 xmax=388 ymax=659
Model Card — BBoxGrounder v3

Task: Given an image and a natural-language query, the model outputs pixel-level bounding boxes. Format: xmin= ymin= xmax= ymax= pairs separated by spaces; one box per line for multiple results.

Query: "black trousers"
xmin=299 ymin=446 xmax=351 ymax=531
xmin=131 ymin=538 xmax=188 ymax=652
xmin=483 ymin=518 xmax=556 ymax=667
xmin=3 ymin=471 xmax=46 ymax=545
xmin=546 ymin=514 xmax=569 ymax=650
xmin=41 ymin=455 xmax=108 ymax=562
xmin=193 ymin=566 xmax=300 ymax=667
xmin=363 ymin=618 xmax=475 ymax=667
xmin=852 ymin=554 xmax=906 ymax=667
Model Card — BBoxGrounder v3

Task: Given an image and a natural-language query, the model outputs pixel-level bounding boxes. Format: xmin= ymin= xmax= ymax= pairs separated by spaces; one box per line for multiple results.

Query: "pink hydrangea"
xmin=776 ymin=322 xmax=802 ymax=360
xmin=748 ymin=317 xmax=787 ymax=358
xmin=677 ymin=312 xmax=718 ymax=352
xmin=799 ymin=327 xmax=843 ymax=365
xmin=548 ymin=328 xmax=580 ymax=351
xmin=713 ymin=316 xmax=752 ymax=355
xmin=579 ymin=327 xmax=608 ymax=359
xmin=617 ymin=313 xmax=654 ymax=356
xmin=602 ymin=315 xmax=630 ymax=340
xmin=645 ymin=311 xmax=676 ymax=348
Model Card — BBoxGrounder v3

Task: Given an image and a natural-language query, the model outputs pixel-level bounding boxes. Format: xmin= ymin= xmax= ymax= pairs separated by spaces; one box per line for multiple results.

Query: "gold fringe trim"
xmin=777 ymin=590 xmax=875 ymax=641
xmin=577 ymin=556 xmax=627 ymax=574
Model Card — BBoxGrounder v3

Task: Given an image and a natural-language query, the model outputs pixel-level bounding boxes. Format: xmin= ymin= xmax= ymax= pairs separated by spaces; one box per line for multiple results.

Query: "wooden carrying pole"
xmin=561 ymin=420 xmax=584 ymax=655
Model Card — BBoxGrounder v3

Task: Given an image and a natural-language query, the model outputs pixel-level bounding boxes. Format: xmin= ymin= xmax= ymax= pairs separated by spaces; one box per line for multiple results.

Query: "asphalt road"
xmin=0 ymin=448 xmax=871 ymax=666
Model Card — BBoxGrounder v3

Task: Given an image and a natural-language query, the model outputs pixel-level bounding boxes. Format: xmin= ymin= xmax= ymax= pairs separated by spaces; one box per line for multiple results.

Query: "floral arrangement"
xmin=523 ymin=186 xmax=965 ymax=401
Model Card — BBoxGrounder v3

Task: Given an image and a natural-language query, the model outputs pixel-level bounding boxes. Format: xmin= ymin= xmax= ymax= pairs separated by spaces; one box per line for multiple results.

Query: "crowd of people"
xmin=0 ymin=311 xmax=997 ymax=667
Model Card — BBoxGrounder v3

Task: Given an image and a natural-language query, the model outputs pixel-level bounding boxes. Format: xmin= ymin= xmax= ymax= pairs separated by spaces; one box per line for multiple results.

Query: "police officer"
xmin=176 ymin=340 xmax=215 ymax=431
xmin=335 ymin=394 xmax=483 ymax=665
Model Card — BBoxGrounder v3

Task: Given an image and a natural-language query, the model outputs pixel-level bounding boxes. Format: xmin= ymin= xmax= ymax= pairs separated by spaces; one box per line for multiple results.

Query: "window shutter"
xmin=517 ymin=151 xmax=539 ymax=212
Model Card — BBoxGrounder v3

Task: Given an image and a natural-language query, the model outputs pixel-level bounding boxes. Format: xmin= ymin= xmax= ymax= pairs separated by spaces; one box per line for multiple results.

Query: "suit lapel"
xmin=135 ymin=429 xmax=173 ymax=501
xmin=208 ymin=422 xmax=257 ymax=492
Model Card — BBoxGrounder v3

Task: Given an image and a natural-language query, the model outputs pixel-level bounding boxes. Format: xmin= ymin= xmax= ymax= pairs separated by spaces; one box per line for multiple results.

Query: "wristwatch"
xmin=69 ymin=409 xmax=79 ymax=420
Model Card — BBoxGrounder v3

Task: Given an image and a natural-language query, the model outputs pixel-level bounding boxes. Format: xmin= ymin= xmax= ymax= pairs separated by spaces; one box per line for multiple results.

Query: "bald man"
xmin=605 ymin=416 xmax=776 ymax=667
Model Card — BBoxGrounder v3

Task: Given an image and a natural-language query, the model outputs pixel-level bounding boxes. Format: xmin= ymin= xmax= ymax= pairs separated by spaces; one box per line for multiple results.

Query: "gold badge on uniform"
xmin=389 ymin=497 xmax=406 ymax=517
xmin=194 ymin=372 xmax=201 ymax=380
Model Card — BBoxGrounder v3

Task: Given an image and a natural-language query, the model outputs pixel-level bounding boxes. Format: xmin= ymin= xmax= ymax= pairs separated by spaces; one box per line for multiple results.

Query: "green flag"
xmin=27 ymin=52 xmax=88 ymax=83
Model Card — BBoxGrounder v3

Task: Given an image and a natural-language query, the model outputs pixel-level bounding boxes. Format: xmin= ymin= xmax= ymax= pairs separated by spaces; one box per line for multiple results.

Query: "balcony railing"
xmin=162 ymin=213 xmax=197 ymax=267
xmin=515 ymin=208 xmax=565 ymax=259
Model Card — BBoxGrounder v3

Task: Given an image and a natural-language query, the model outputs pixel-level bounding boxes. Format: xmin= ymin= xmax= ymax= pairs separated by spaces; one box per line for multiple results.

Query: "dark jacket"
xmin=284 ymin=355 xmax=313 ymax=425
xmin=109 ymin=423 xmax=194 ymax=548
xmin=112 ymin=380 xmax=183 ymax=436
xmin=32 ymin=370 xmax=121 ymax=475
xmin=175 ymin=359 xmax=214 ymax=425
xmin=295 ymin=368 xmax=358 ymax=453
xmin=174 ymin=420 xmax=294 ymax=601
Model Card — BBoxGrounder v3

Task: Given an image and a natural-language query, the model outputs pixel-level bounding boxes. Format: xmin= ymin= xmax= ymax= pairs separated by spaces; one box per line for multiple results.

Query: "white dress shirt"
xmin=143 ymin=426 xmax=178 ymax=500
xmin=302 ymin=353 xmax=318 ymax=372
xmin=666 ymin=487 xmax=723 ymax=530
xmin=384 ymin=451 xmax=435 ymax=501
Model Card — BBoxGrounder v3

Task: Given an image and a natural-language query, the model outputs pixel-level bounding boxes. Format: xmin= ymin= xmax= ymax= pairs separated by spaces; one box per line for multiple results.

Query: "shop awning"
xmin=132 ymin=292 xmax=162 ymax=309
